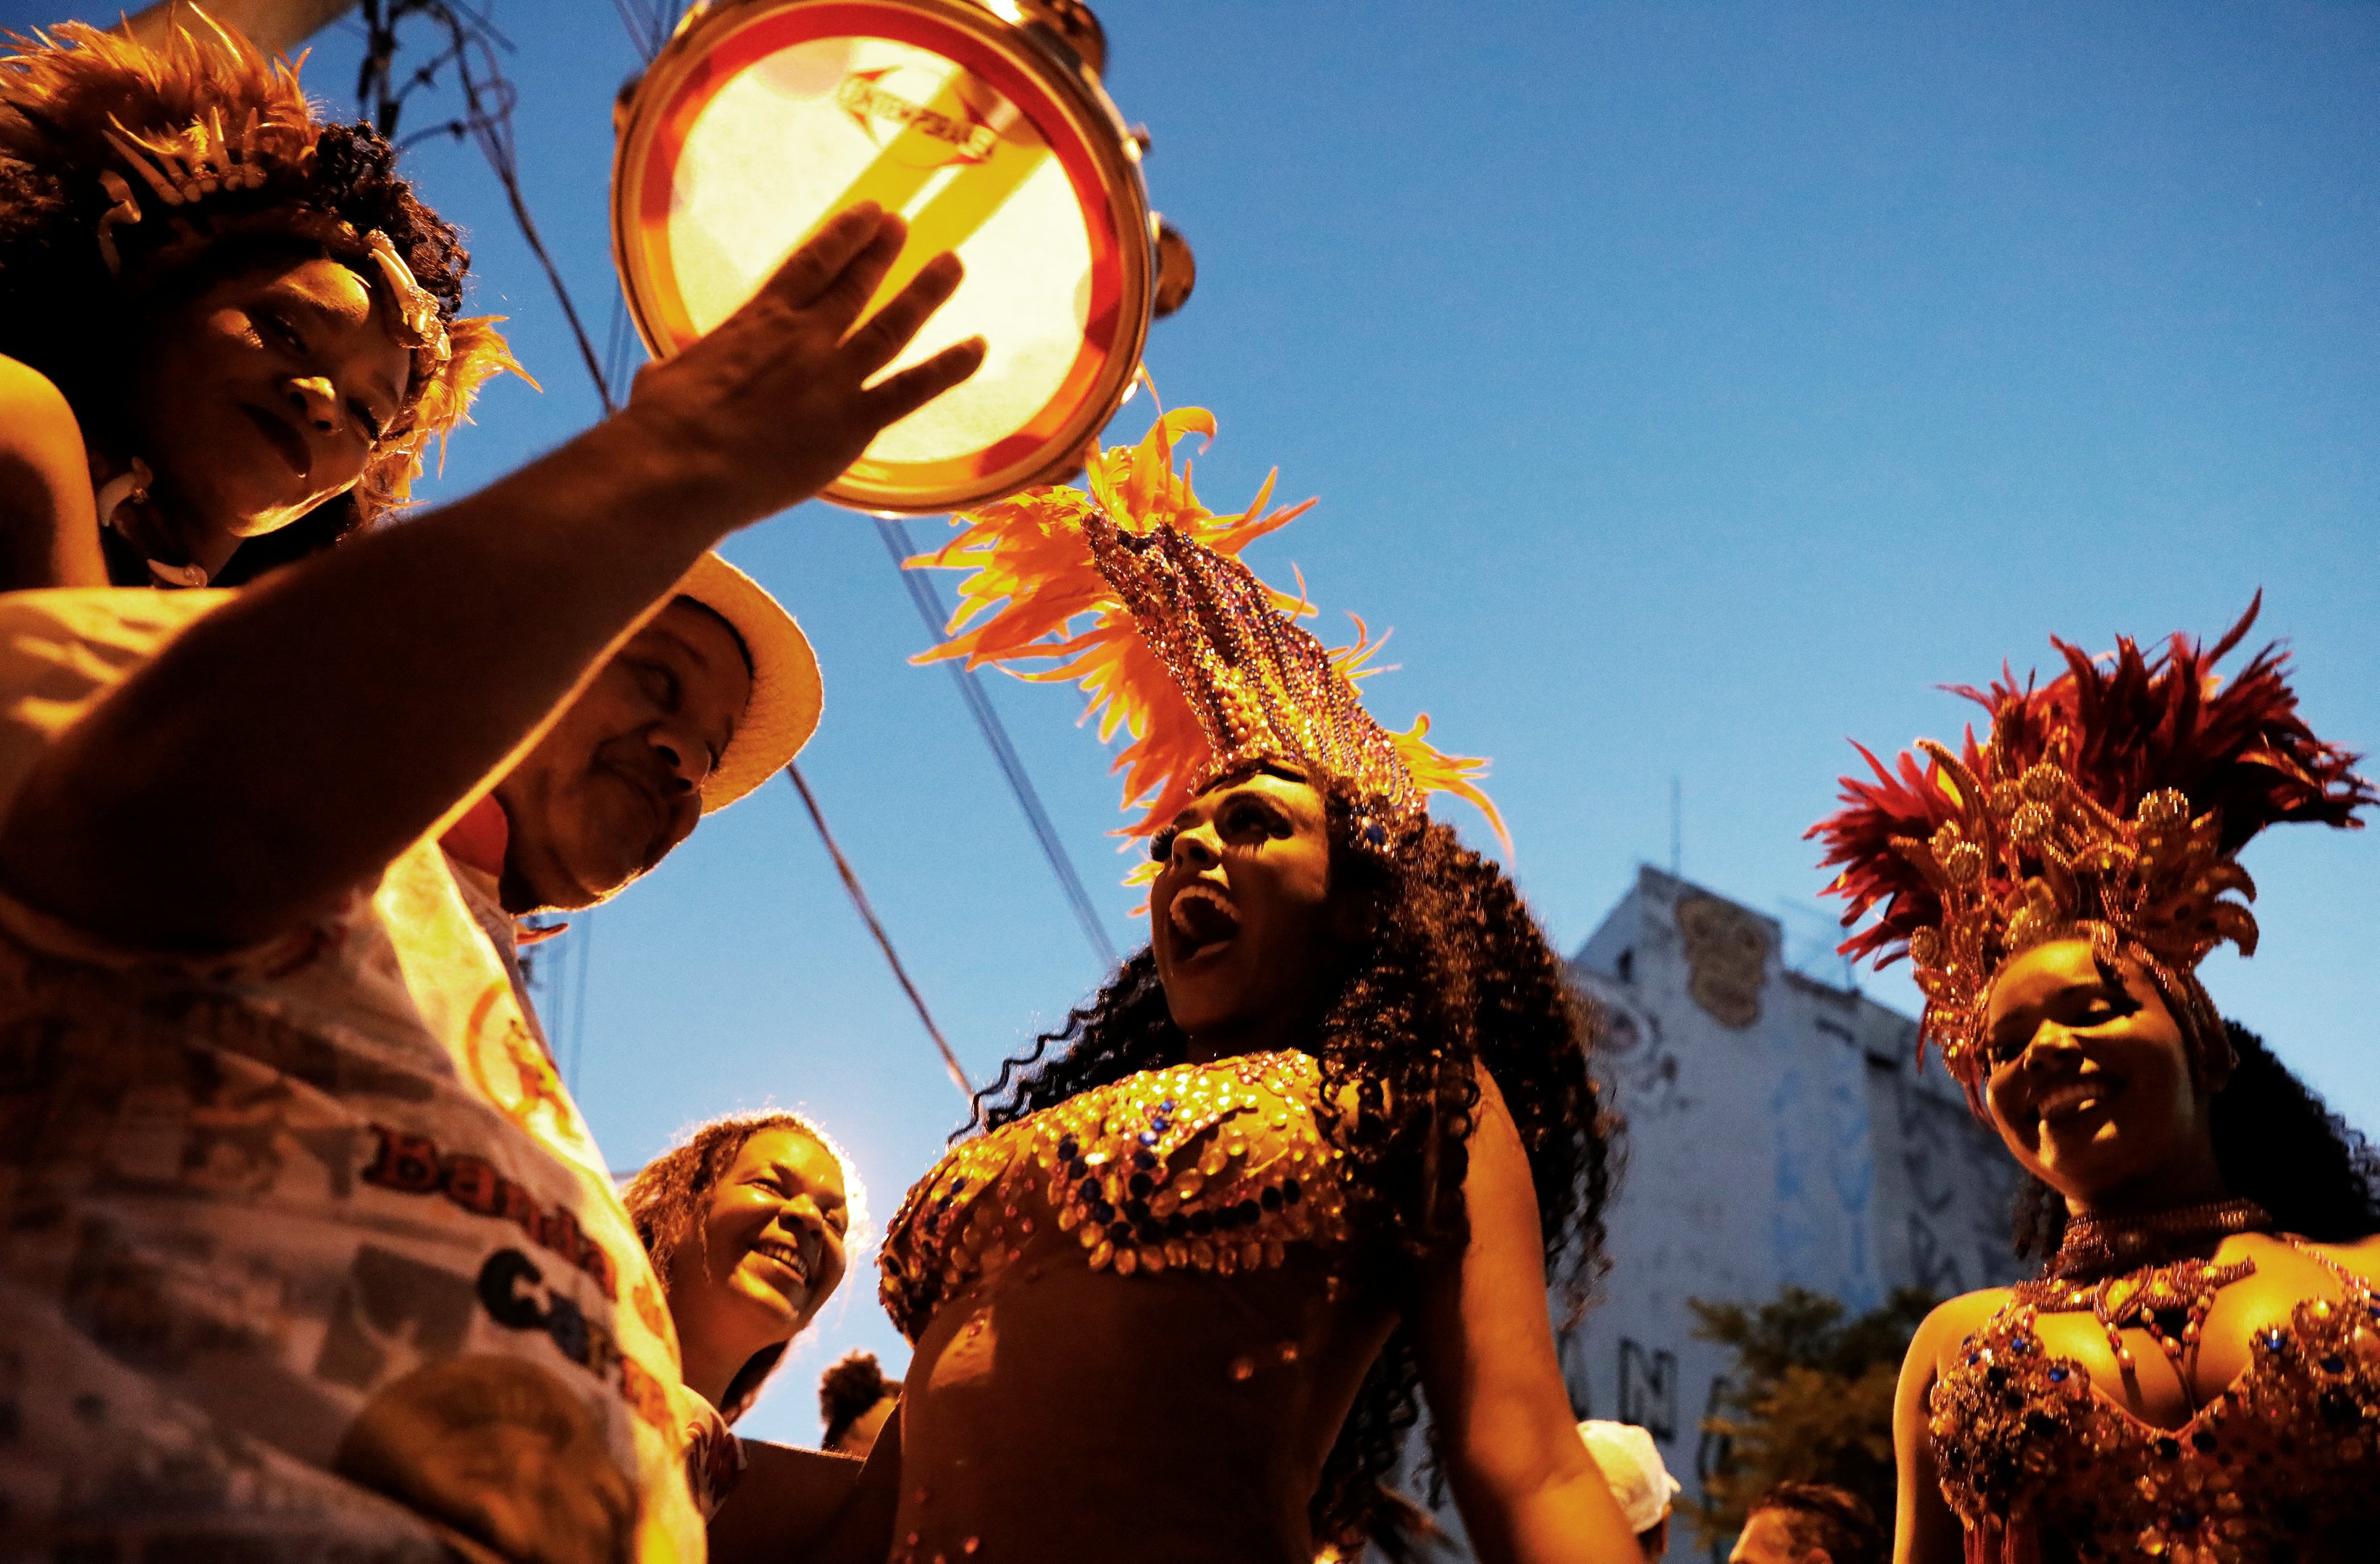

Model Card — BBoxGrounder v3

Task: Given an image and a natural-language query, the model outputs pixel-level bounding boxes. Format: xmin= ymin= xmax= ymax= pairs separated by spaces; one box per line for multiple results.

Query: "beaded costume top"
xmin=1927 ymin=1240 xmax=2380 ymax=1562
xmin=881 ymin=1051 xmax=1354 ymax=1341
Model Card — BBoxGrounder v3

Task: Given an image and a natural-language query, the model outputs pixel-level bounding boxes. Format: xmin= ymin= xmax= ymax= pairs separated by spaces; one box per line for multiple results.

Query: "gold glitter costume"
xmin=1927 ymin=1239 xmax=2380 ymax=1563
xmin=881 ymin=1052 xmax=1352 ymax=1341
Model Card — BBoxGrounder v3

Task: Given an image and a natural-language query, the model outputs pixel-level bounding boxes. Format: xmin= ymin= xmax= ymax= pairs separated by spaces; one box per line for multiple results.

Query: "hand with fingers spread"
xmin=625 ymin=203 xmax=985 ymax=526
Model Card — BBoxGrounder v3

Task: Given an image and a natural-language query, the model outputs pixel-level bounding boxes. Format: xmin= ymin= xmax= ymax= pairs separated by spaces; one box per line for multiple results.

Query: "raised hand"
xmin=623 ymin=203 xmax=985 ymax=525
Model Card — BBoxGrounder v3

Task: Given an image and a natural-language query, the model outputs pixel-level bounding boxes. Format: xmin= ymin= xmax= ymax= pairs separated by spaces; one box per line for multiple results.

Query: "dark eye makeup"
xmin=1225 ymin=798 xmax=1287 ymax=836
xmin=1988 ymin=983 xmax=2142 ymax=1067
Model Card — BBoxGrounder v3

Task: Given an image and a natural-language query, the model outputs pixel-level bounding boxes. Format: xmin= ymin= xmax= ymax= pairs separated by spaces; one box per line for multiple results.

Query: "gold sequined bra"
xmin=1928 ymin=1239 xmax=2380 ymax=1561
xmin=880 ymin=1051 xmax=1353 ymax=1341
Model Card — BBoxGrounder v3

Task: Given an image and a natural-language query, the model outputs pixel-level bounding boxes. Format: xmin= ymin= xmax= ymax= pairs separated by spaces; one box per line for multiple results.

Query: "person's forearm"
xmin=1452 ymin=1453 xmax=1641 ymax=1564
xmin=0 ymin=203 xmax=978 ymax=950
xmin=0 ymin=409 xmax=737 ymax=950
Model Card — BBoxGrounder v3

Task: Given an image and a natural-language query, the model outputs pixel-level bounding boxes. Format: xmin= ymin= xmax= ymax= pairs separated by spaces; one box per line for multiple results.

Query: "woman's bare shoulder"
xmin=1907 ymin=1287 xmax=2016 ymax=1375
xmin=2301 ymin=1230 xmax=2380 ymax=1286
xmin=0 ymin=356 xmax=89 ymax=470
xmin=0 ymin=354 xmax=108 ymax=590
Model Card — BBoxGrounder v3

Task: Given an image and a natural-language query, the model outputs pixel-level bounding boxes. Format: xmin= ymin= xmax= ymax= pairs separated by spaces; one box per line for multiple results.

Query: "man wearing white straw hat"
xmin=0 ymin=207 xmax=974 ymax=1560
xmin=1577 ymin=1420 xmax=1685 ymax=1561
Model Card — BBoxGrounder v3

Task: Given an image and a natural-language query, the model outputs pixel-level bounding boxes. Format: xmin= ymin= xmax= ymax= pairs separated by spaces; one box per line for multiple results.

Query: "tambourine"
xmin=612 ymin=0 xmax=1192 ymax=515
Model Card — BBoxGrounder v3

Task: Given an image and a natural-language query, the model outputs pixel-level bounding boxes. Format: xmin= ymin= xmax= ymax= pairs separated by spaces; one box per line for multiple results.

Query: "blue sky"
xmin=32 ymin=0 xmax=2380 ymax=1445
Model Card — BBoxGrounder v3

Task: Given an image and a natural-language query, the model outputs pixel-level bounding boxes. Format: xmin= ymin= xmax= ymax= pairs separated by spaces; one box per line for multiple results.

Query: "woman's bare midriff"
xmin=892 ymin=1224 xmax=1399 ymax=1564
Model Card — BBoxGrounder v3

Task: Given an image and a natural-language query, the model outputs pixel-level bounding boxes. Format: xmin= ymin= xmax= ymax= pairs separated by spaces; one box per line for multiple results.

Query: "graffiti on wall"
xmin=1693 ymin=1373 xmax=1732 ymax=1491
xmin=1578 ymin=978 xmax=1693 ymax=1120
xmin=1885 ymin=1069 xmax=2024 ymax=1293
xmin=1675 ymin=893 xmax=1771 ymax=1029
xmin=1619 ymin=1338 xmax=1678 ymax=1442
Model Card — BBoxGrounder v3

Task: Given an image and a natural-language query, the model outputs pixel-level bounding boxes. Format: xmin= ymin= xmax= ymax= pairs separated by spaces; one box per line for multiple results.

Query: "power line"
xmin=364 ymin=1 xmax=966 ymax=1097
xmin=359 ymin=0 xmax=618 ymax=413
xmin=876 ymin=518 xmax=1120 ymax=970
xmin=784 ymin=763 xmax=975 ymax=1105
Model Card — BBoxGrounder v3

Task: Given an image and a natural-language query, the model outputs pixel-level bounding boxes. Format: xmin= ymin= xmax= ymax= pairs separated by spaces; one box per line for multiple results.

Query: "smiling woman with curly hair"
xmin=624 ymin=1110 xmax=867 ymax=1429
xmin=0 ymin=17 xmax=516 ymax=589
xmin=865 ymin=413 xmax=1632 ymax=1563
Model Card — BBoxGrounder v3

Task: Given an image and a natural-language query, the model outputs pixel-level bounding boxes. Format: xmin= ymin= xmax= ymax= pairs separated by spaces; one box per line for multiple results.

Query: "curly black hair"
xmin=0 ymin=117 xmax=471 ymax=583
xmin=817 ymin=1348 xmax=901 ymax=1451
xmin=963 ymin=774 xmax=1617 ymax=1555
xmin=2013 ymin=1019 xmax=2380 ymax=1258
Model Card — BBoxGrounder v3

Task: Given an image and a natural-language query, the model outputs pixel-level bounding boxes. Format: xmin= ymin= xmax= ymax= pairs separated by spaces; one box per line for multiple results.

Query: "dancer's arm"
xmin=0 ymin=356 xmax=110 ymax=591
xmin=708 ymin=1403 xmax=903 ymax=1564
xmin=1892 ymin=1301 xmax=1971 ymax=1564
xmin=1414 ymin=1071 xmax=1639 ymax=1564
xmin=0 ymin=206 xmax=980 ymax=951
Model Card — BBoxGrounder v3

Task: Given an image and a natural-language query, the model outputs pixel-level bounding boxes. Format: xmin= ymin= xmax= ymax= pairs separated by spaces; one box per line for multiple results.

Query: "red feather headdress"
xmin=1810 ymin=597 xmax=2373 ymax=1103
xmin=910 ymin=409 xmax=1505 ymax=877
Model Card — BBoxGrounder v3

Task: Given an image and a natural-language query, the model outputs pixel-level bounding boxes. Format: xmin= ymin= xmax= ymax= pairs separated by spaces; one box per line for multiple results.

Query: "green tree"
xmin=1683 ymin=1285 xmax=1935 ymax=1547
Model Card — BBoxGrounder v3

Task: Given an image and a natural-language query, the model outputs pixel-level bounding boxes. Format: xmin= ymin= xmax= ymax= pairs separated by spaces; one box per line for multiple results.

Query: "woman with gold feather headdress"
xmin=1809 ymin=603 xmax=2380 ymax=1563
xmin=855 ymin=411 xmax=1638 ymax=1562
xmin=0 ymin=16 xmax=517 ymax=590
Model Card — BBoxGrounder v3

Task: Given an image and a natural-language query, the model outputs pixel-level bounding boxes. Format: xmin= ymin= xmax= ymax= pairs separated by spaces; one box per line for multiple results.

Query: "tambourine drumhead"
xmin=613 ymin=0 xmax=1154 ymax=514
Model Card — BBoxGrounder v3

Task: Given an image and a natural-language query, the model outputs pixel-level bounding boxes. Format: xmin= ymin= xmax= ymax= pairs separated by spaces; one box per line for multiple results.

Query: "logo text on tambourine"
xmin=836 ymin=67 xmax=997 ymax=165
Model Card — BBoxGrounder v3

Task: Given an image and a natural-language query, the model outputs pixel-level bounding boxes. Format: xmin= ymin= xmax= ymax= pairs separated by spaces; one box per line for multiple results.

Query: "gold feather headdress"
xmin=1811 ymin=599 xmax=2374 ymax=1105
xmin=0 ymin=17 xmax=521 ymax=520
xmin=910 ymin=409 xmax=1505 ymax=876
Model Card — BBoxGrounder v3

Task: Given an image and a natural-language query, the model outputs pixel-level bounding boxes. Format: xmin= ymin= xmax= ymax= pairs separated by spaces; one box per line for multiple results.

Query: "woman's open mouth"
xmin=1168 ymin=883 xmax=1241 ymax=964
xmin=748 ymin=1237 xmax=811 ymax=1292
xmin=2035 ymin=1076 xmax=2121 ymax=1128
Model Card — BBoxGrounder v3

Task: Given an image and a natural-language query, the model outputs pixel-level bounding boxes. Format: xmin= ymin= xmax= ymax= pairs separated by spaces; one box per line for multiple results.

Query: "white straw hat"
xmin=671 ymin=551 xmax=822 ymax=812
xmin=1577 ymin=1420 xmax=1682 ymax=1534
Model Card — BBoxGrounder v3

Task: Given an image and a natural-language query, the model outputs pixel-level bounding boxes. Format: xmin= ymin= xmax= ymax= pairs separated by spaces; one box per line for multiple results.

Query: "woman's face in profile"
xmin=124 ymin=253 xmax=411 ymax=572
xmin=668 ymin=1127 xmax=852 ymax=1362
xmin=1981 ymin=938 xmax=2209 ymax=1206
xmin=1148 ymin=764 xmax=1343 ymax=1049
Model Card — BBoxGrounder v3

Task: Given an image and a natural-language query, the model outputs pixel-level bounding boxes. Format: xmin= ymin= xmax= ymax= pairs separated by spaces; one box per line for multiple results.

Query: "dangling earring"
xmin=95 ymin=458 xmax=209 ymax=589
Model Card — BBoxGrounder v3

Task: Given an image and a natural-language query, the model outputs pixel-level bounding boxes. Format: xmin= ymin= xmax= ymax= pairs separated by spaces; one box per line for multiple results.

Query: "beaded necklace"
xmin=2011 ymin=1197 xmax=2272 ymax=1375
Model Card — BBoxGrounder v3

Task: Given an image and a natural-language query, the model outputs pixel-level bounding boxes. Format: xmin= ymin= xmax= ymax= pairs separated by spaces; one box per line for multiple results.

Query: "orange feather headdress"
xmin=910 ymin=409 xmax=1505 ymax=875
xmin=0 ymin=17 xmax=521 ymax=520
xmin=1810 ymin=597 xmax=2373 ymax=1105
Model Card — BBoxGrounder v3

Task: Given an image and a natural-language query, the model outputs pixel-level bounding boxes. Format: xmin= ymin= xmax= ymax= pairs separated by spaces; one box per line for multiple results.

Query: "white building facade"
xmin=1415 ymin=867 xmax=2027 ymax=1560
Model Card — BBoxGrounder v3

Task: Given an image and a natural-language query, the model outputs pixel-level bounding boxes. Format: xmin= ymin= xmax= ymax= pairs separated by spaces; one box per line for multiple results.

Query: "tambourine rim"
xmin=610 ymin=0 xmax=1155 ymax=515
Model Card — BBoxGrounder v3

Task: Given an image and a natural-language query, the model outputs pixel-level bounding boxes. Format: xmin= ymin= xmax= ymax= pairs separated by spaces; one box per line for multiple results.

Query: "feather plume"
xmin=1811 ymin=597 xmax=2374 ymax=1090
xmin=911 ymin=411 xmax=1507 ymax=860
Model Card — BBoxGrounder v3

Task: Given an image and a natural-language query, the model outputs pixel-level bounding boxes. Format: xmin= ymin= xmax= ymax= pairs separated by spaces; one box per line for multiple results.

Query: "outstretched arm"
xmin=0 ymin=206 xmax=981 ymax=951
xmin=1414 ymin=1071 xmax=1640 ymax=1564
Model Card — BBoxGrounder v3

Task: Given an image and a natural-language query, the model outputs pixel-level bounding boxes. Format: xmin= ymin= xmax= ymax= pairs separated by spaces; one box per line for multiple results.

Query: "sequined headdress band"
xmin=1810 ymin=598 xmax=2373 ymax=1104
xmin=910 ymin=408 xmax=1505 ymax=872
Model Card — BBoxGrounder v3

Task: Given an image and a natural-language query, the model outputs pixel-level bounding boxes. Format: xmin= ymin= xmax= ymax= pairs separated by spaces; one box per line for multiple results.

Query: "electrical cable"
xmin=359 ymin=0 xmax=616 ymax=413
xmin=784 ymin=763 xmax=976 ymax=1104
xmin=363 ymin=0 xmax=968 ymax=1098
xmin=876 ymin=518 xmax=1121 ymax=970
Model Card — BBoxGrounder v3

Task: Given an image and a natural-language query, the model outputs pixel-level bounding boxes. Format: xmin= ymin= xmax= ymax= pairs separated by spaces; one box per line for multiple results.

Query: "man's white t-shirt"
xmin=0 ymin=589 xmax=726 ymax=1560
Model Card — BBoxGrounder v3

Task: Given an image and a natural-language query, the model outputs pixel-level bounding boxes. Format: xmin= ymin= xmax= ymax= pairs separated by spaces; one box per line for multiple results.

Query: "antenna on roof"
xmin=1669 ymin=775 xmax=1682 ymax=878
